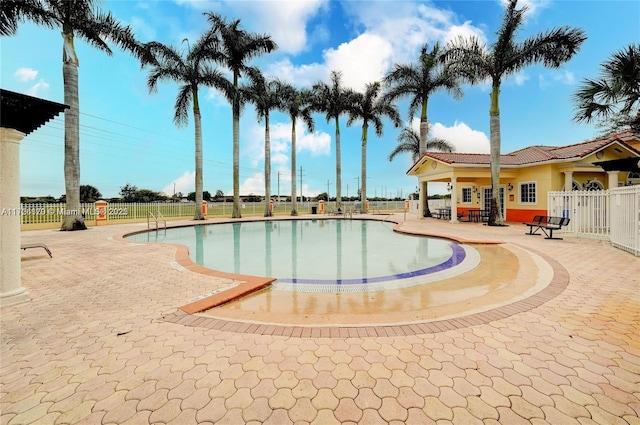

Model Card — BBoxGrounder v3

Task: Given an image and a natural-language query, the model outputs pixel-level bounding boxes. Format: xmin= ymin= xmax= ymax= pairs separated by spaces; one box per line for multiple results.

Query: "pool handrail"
xmin=147 ymin=211 xmax=167 ymax=230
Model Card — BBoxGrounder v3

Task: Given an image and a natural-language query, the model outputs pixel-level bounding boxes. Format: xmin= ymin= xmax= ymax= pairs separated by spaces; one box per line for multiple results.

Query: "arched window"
xmin=561 ymin=180 xmax=582 ymax=191
xmin=584 ymin=180 xmax=604 ymax=191
xmin=628 ymin=171 xmax=640 ymax=185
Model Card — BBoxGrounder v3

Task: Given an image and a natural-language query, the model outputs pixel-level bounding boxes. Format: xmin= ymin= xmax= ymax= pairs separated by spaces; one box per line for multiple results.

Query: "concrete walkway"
xmin=2 ymin=215 xmax=639 ymax=424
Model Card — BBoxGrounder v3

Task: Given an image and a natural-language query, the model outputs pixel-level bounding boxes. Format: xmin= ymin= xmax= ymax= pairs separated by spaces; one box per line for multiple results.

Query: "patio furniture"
xmin=467 ymin=209 xmax=482 ymax=222
xmin=524 ymin=216 xmax=570 ymax=240
xmin=435 ymin=207 xmax=451 ymax=220
xmin=21 ymin=243 xmax=52 ymax=258
xmin=524 ymin=215 xmax=547 ymax=235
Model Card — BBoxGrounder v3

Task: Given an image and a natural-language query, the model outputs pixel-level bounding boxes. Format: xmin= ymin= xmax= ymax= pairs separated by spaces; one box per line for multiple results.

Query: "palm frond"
xmin=173 ymin=84 xmax=192 ymax=127
xmin=389 ymin=127 xmax=454 ymax=163
xmin=573 ymin=43 xmax=640 ymax=130
xmin=1 ymin=0 xmax=54 ymax=36
xmin=382 ymin=42 xmax=463 ymax=125
xmin=512 ymin=26 xmax=587 ymax=72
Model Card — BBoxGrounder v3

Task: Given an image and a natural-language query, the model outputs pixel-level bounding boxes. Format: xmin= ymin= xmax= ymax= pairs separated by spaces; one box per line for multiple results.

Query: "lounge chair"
xmin=21 ymin=243 xmax=52 ymax=258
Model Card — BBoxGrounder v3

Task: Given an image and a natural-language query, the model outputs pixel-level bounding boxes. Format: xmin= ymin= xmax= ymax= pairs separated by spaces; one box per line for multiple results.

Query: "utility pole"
xmin=327 ymin=179 xmax=330 ymax=201
xmin=277 ymin=171 xmax=280 ymax=202
xmin=355 ymin=176 xmax=360 ymax=197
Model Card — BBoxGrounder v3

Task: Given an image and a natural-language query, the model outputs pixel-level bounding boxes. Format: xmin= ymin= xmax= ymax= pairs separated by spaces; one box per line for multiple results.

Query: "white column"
xmin=449 ymin=177 xmax=458 ymax=223
xmin=418 ymin=181 xmax=425 ymax=218
xmin=607 ymin=171 xmax=619 ymax=190
xmin=564 ymin=171 xmax=574 ymax=191
xmin=1 ymin=128 xmax=30 ymax=306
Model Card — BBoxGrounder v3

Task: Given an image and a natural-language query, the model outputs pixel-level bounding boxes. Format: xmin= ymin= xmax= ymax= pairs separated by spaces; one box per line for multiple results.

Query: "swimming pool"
xmin=126 ymin=219 xmax=479 ymax=291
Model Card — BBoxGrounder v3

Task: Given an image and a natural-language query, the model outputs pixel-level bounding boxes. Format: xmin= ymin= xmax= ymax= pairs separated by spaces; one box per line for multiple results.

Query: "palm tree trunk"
xmin=232 ymin=72 xmax=241 ymax=218
xmin=361 ymin=123 xmax=368 ymax=212
xmin=264 ymin=113 xmax=272 ymax=217
xmin=489 ymin=85 xmax=504 ymax=225
xmin=290 ymin=118 xmax=298 ymax=216
xmin=419 ymin=101 xmax=428 ymax=155
xmin=335 ymin=117 xmax=342 ymax=209
xmin=193 ymin=95 xmax=204 ymax=220
xmin=419 ymin=104 xmax=432 ymax=217
xmin=61 ymin=32 xmax=85 ymax=231
xmin=423 ymin=183 xmax=432 ymax=218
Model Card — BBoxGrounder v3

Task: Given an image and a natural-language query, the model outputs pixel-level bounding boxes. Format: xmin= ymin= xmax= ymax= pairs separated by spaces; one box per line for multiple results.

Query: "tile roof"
xmin=1 ymin=89 xmax=67 ymax=135
xmin=413 ymin=130 xmax=640 ymax=170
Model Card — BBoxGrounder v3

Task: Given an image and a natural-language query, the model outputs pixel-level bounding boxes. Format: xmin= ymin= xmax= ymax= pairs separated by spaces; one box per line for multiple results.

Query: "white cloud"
xmin=499 ymin=0 xmax=550 ymax=17
xmin=204 ymin=88 xmax=231 ymax=107
xmin=14 ymin=68 xmax=38 ymax=82
xmin=513 ymin=71 xmax=530 ymax=86
xmin=264 ymin=58 xmax=325 ymax=87
xmin=27 ymin=79 xmax=50 ymax=96
xmin=269 ymin=1 xmax=486 ymax=93
xmin=428 ymin=120 xmax=490 ymax=154
xmin=239 ymin=171 xmax=265 ymax=196
xmin=443 ymin=21 xmax=488 ymax=47
xmin=297 ymin=128 xmax=331 ymax=156
xmin=173 ymin=0 xmax=217 ymax=10
xmin=324 ymin=33 xmax=393 ymax=91
xmin=128 ymin=16 xmax=157 ymax=42
xmin=162 ymin=170 xmax=195 ymax=195
xmin=244 ymin=120 xmax=332 ymax=168
xmin=538 ymin=69 xmax=576 ymax=89
xmin=227 ymin=0 xmax=327 ymax=55
xmin=239 ymin=119 xmax=331 ymax=196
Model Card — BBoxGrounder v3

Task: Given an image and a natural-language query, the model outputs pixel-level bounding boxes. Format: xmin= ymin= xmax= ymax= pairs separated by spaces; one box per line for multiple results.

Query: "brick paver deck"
xmin=2 ymin=214 xmax=639 ymax=424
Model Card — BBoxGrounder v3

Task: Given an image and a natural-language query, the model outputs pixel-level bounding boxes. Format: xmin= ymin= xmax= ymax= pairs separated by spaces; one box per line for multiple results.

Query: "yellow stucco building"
xmin=408 ymin=130 xmax=640 ymax=222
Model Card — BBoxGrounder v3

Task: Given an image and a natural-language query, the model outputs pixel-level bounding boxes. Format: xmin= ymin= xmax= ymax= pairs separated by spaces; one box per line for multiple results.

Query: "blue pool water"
xmin=127 ymin=219 xmax=477 ymax=290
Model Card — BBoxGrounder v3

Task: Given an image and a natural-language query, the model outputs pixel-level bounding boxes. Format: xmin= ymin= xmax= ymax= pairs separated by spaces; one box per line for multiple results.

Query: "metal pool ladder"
xmin=147 ymin=211 xmax=167 ymax=230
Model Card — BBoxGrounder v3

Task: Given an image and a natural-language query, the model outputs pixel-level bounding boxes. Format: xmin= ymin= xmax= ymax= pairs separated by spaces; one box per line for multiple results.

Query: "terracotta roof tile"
xmin=412 ymin=130 xmax=640 ymax=170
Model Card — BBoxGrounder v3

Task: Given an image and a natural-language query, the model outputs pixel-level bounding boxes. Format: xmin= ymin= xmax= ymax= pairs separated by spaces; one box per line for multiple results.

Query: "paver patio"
xmin=1 ymin=214 xmax=639 ymax=424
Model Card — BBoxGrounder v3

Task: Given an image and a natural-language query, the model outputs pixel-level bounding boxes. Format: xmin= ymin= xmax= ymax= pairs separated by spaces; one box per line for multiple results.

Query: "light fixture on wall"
xmin=507 ymin=183 xmax=514 ymax=191
xmin=446 ymin=182 xmax=452 ymax=192
xmin=472 ymin=186 xmax=477 ymax=193
xmin=583 ymin=179 xmax=590 ymax=189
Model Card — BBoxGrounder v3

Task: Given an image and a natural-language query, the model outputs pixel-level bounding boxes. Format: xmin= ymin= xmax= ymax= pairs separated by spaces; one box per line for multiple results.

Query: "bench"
xmin=524 ymin=216 xmax=570 ymax=240
xmin=21 ymin=243 xmax=53 ymax=258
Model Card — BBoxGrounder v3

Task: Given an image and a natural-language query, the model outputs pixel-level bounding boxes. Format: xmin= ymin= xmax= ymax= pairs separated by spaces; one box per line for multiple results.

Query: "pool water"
xmin=127 ymin=219 xmax=478 ymax=290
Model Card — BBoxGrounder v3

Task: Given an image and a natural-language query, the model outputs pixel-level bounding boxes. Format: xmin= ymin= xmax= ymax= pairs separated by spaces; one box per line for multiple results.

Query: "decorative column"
xmin=0 ymin=128 xmax=29 ymax=306
xmin=449 ymin=177 xmax=458 ymax=223
xmin=564 ymin=171 xmax=574 ymax=191
xmin=607 ymin=171 xmax=619 ymax=190
xmin=418 ymin=181 xmax=425 ymax=218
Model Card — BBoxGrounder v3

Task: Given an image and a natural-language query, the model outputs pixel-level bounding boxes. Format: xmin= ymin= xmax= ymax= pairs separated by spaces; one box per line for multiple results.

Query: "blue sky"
xmin=2 ymin=0 xmax=638 ymax=199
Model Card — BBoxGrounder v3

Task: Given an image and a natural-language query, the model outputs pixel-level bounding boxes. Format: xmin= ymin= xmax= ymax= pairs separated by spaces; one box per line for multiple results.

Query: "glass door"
xmin=482 ymin=187 xmax=505 ymax=220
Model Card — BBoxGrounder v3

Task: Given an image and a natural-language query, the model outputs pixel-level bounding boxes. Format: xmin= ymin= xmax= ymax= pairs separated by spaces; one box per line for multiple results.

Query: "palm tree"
xmin=204 ymin=12 xmax=277 ymax=218
xmin=312 ymin=71 xmax=355 ymax=210
xmin=383 ymin=42 xmax=462 ymax=217
xmin=143 ymin=35 xmax=226 ymax=220
xmin=446 ymin=0 xmax=585 ymax=225
xmin=389 ymin=127 xmax=454 ymax=163
xmin=243 ymin=70 xmax=280 ymax=217
xmin=383 ymin=42 xmax=462 ymax=155
xmin=2 ymin=0 xmax=139 ymax=230
xmin=573 ymin=43 xmax=640 ymax=134
xmin=276 ymin=83 xmax=315 ymax=216
xmin=347 ymin=82 xmax=401 ymax=210
xmin=0 ymin=0 xmax=51 ymax=36
xmin=388 ymin=126 xmax=455 ymax=217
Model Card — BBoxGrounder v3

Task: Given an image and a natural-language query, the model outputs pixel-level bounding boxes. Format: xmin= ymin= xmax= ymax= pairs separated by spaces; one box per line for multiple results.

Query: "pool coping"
xmin=116 ymin=215 xmax=569 ymax=335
